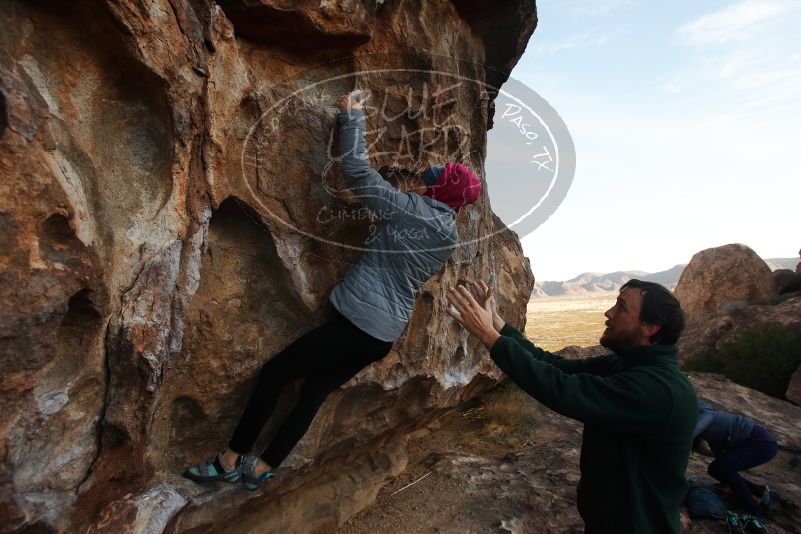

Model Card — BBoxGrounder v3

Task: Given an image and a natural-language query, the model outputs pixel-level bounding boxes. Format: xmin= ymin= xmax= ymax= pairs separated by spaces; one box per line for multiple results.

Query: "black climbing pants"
xmin=228 ymin=308 xmax=393 ymax=467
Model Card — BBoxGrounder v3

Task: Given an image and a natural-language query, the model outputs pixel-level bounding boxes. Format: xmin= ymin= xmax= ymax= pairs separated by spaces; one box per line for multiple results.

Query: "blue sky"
xmin=490 ymin=0 xmax=801 ymax=281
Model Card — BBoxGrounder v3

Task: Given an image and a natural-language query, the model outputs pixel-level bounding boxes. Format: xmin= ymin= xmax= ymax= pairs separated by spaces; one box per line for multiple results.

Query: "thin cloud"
xmin=659 ymin=44 xmax=801 ymax=119
xmin=561 ymin=0 xmax=637 ymax=17
xmin=531 ymin=29 xmax=618 ymax=57
xmin=677 ymin=0 xmax=793 ymax=46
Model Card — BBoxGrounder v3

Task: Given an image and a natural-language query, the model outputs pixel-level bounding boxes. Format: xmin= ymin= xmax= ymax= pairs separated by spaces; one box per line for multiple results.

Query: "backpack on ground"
xmin=684 ymin=480 xmax=726 ymax=519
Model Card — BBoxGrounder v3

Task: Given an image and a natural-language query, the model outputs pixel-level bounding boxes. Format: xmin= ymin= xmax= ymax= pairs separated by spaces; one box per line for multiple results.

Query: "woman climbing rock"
xmin=184 ymin=92 xmax=482 ymax=490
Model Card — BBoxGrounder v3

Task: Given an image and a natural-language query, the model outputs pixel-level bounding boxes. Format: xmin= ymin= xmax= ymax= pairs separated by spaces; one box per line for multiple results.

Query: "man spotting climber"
xmin=446 ymin=279 xmax=697 ymax=533
xmin=184 ymin=93 xmax=482 ymax=489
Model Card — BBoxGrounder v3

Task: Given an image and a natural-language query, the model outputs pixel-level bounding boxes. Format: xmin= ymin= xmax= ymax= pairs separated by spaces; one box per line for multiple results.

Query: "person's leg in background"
xmin=707 ymin=437 xmax=778 ymax=515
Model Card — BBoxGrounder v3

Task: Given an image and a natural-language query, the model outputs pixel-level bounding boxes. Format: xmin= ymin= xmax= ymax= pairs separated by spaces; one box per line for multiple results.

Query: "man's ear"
xmin=641 ymin=322 xmax=661 ymax=341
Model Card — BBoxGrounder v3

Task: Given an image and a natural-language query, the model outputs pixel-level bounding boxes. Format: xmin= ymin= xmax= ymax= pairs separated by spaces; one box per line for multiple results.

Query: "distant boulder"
xmin=773 ymin=269 xmax=801 ymax=295
xmin=675 ymin=244 xmax=777 ymax=321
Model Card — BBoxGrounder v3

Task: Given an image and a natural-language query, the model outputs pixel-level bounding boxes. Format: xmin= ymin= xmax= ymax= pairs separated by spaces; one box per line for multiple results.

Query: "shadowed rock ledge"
xmin=0 ymin=0 xmax=537 ymax=531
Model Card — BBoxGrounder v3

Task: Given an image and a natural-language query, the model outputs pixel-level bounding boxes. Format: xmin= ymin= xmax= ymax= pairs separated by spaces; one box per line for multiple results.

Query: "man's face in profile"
xmin=600 ymin=287 xmax=646 ymax=350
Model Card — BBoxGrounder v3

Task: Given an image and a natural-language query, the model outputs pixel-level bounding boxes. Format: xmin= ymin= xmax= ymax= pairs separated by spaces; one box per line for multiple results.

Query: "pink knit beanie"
xmin=423 ymin=162 xmax=482 ymax=212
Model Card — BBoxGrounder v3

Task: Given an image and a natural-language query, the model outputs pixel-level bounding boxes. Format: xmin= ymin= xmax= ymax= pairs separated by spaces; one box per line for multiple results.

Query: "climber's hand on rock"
xmin=446 ymin=285 xmax=500 ymax=350
xmin=468 ymin=280 xmax=505 ymax=332
xmin=336 ymin=94 xmax=363 ymax=111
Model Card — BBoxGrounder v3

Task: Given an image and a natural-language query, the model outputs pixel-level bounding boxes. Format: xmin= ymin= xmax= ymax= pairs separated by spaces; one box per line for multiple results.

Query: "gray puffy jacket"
xmin=329 ymin=109 xmax=459 ymax=342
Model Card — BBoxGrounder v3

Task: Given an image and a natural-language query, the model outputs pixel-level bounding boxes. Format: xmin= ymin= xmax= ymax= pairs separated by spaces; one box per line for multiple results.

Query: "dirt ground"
xmin=340 ymin=380 xmax=801 ymax=534
xmin=339 ymin=381 xmax=585 ymax=534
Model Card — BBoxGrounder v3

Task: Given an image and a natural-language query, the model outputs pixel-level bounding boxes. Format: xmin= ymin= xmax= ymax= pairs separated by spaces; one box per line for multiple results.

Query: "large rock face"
xmin=787 ymin=366 xmax=801 ymax=405
xmin=675 ymin=244 xmax=777 ymax=321
xmin=0 ymin=1 xmax=537 ymax=532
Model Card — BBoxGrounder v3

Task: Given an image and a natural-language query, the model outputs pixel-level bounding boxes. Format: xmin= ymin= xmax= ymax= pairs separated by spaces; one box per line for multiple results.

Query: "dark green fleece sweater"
xmin=490 ymin=324 xmax=697 ymax=534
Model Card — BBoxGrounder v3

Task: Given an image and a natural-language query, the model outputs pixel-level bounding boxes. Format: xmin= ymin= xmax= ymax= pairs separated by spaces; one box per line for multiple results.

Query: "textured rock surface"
xmin=675 ymin=244 xmax=777 ymax=322
xmin=787 ymin=366 xmax=801 ymax=405
xmin=775 ymin=269 xmax=801 ymax=295
xmin=678 ymin=294 xmax=801 ymax=365
xmin=0 ymin=0 xmax=537 ymax=532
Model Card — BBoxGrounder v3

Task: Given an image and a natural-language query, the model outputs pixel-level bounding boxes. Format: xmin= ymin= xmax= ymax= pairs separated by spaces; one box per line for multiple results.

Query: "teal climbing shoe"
xmin=183 ymin=453 xmax=242 ymax=484
xmin=742 ymin=514 xmax=769 ymax=534
xmin=241 ymin=455 xmax=274 ymax=491
xmin=726 ymin=511 xmax=746 ymax=534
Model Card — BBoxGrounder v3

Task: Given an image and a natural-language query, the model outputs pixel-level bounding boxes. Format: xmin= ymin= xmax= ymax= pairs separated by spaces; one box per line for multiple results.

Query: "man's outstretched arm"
xmin=489 ymin=336 xmax=672 ymax=431
xmin=445 ymin=284 xmax=671 ymax=431
xmin=498 ymin=321 xmax=616 ymax=375
xmin=461 ymin=281 xmax=616 ymax=376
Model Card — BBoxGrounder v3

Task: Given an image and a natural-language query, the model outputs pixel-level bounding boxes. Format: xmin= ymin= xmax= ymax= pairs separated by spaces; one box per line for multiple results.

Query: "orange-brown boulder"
xmin=675 ymin=244 xmax=777 ymax=322
xmin=0 ymin=0 xmax=537 ymax=531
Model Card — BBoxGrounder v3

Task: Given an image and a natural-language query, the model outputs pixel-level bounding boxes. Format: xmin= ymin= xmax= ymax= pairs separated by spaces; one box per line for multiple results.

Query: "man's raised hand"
xmin=468 ymin=280 xmax=505 ymax=332
xmin=468 ymin=280 xmax=490 ymax=306
xmin=446 ymin=285 xmax=501 ymax=350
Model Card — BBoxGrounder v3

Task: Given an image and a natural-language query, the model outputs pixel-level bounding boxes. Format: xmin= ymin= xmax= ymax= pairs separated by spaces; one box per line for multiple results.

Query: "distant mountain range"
xmin=532 ymin=258 xmax=797 ymax=298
